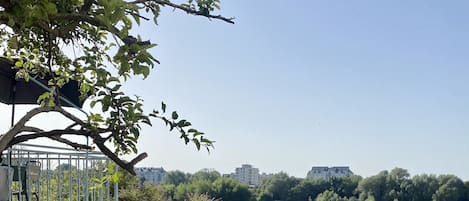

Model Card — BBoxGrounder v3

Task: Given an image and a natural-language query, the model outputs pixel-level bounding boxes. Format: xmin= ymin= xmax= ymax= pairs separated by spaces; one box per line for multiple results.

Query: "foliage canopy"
xmin=0 ymin=0 xmax=233 ymax=174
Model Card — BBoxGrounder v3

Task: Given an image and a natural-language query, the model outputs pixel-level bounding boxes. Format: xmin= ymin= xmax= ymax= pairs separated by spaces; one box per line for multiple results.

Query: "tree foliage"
xmin=256 ymin=172 xmax=300 ymax=201
xmin=119 ymin=184 xmax=169 ymax=201
xmin=211 ymin=177 xmax=253 ymax=201
xmin=432 ymin=175 xmax=466 ymax=201
xmin=249 ymin=168 xmax=469 ymax=201
xmin=358 ymin=168 xmax=413 ymax=201
xmin=191 ymin=169 xmax=221 ymax=182
xmin=117 ymin=167 xmax=469 ymax=201
xmin=163 ymin=170 xmax=191 ymax=186
xmin=0 ymin=0 xmax=234 ymax=175
xmin=287 ymin=178 xmax=330 ymax=201
xmin=315 ymin=190 xmax=350 ymax=201
xmin=410 ymin=174 xmax=439 ymax=201
xmin=136 ymin=170 xmax=252 ymax=201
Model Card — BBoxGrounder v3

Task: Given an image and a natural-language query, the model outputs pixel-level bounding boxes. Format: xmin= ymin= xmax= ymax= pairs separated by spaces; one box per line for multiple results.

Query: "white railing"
xmin=1 ymin=143 xmax=119 ymax=201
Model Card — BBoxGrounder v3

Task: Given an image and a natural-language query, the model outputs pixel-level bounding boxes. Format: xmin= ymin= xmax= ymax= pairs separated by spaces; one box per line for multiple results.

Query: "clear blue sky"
xmin=2 ymin=0 xmax=469 ymax=179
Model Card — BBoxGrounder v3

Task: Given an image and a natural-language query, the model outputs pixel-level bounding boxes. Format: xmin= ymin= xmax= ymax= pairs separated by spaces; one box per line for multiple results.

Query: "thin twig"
xmin=130 ymin=0 xmax=235 ymax=24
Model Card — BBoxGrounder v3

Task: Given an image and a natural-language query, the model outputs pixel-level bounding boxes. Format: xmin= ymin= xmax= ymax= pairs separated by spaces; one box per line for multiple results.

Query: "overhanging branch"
xmin=9 ymin=128 xmax=146 ymax=175
xmin=9 ymin=129 xmax=93 ymax=145
xmin=0 ymin=107 xmax=59 ymax=152
xmin=93 ymin=135 xmax=147 ymax=175
xmin=130 ymin=0 xmax=235 ymax=24
xmin=20 ymin=126 xmax=44 ymax=133
xmin=49 ymin=136 xmax=93 ymax=150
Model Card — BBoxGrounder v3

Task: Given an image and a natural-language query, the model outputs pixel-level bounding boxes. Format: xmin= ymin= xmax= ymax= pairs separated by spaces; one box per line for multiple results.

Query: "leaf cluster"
xmin=0 ymin=0 xmax=232 ymax=173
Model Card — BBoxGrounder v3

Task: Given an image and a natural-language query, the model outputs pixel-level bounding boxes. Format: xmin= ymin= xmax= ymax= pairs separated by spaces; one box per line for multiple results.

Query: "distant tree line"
xmin=118 ymin=167 xmax=469 ymax=201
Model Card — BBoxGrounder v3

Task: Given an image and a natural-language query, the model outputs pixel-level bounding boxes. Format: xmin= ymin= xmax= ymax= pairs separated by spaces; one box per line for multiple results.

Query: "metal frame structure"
xmin=1 ymin=143 xmax=118 ymax=201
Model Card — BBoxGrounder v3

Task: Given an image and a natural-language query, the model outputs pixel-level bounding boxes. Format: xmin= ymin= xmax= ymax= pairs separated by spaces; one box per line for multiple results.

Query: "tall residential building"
xmin=307 ymin=166 xmax=353 ymax=179
xmin=230 ymin=164 xmax=261 ymax=186
xmin=135 ymin=167 xmax=166 ymax=184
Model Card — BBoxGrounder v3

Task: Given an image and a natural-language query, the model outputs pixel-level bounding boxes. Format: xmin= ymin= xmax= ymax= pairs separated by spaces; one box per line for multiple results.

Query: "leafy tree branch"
xmin=0 ymin=0 xmax=232 ymax=175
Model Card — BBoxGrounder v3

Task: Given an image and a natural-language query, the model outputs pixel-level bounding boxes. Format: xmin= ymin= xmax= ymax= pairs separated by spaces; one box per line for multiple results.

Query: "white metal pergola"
xmin=0 ymin=143 xmax=118 ymax=201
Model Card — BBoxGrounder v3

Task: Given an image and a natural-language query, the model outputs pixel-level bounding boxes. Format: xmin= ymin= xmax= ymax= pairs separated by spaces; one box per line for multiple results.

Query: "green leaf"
xmin=7 ymin=18 xmax=15 ymax=27
xmin=8 ymin=37 xmax=18 ymax=49
xmin=172 ymin=111 xmax=178 ymax=120
xmin=177 ymin=120 xmax=186 ymax=127
xmin=193 ymin=139 xmax=201 ymax=150
xmin=43 ymin=1 xmax=58 ymax=14
xmin=108 ymin=77 xmax=120 ymax=83
xmin=141 ymin=117 xmax=152 ymax=126
xmin=37 ymin=92 xmax=51 ymax=105
xmin=111 ymin=173 xmax=120 ymax=183
xmin=15 ymin=60 xmax=23 ymax=67
xmin=90 ymin=100 xmax=97 ymax=108
xmin=201 ymin=138 xmax=213 ymax=144
xmin=161 ymin=102 xmax=166 ymax=112
xmin=183 ymin=136 xmax=190 ymax=144
xmin=112 ymin=84 xmax=122 ymax=91
xmin=47 ymin=99 xmax=55 ymax=107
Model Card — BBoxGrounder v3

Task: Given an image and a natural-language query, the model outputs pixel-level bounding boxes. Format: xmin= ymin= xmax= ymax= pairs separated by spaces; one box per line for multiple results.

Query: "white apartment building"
xmin=307 ymin=166 xmax=353 ymax=179
xmin=230 ymin=164 xmax=261 ymax=186
xmin=135 ymin=167 xmax=166 ymax=184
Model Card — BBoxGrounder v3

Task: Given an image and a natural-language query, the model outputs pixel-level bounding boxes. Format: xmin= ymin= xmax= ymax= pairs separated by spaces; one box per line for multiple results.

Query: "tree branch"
xmin=130 ymin=0 xmax=235 ymax=24
xmin=10 ymin=129 xmax=93 ymax=150
xmin=47 ymin=13 xmax=151 ymax=47
xmin=129 ymin=152 xmax=148 ymax=166
xmin=93 ymin=135 xmax=146 ymax=175
xmin=20 ymin=126 xmax=44 ymax=133
xmin=9 ymin=128 xmax=146 ymax=175
xmin=9 ymin=129 xmax=93 ymax=146
xmin=125 ymin=10 xmax=150 ymax=21
xmin=0 ymin=107 xmax=58 ymax=152
xmin=49 ymin=136 xmax=93 ymax=150
xmin=46 ymin=13 xmax=121 ymax=38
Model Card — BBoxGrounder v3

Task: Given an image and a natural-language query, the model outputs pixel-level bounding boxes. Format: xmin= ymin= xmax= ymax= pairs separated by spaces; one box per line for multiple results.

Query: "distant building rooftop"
xmin=307 ymin=166 xmax=354 ymax=179
xmin=135 ymin=167 xmax=166 ymax=184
